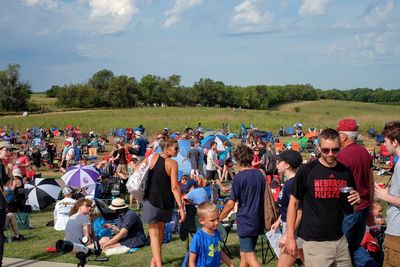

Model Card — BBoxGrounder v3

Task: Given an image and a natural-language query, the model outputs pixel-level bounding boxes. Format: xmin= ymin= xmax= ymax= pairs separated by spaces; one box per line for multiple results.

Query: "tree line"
xmin=1 ymin=64 xmax=399 ymax=112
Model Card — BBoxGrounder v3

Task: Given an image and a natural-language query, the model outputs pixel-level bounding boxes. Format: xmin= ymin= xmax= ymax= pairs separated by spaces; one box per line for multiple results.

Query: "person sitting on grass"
xmin=99 ymin=198 xmax=147 ymax=251
xmin=64 ymin=198 xmax=93 ymax=246
xmin=189 ymin=201 xmax=233 ymax=267
xmin=54 ymin=187 xmax=76 ymax=231
xmin=5 ymin=212 xmax=26 ymax=241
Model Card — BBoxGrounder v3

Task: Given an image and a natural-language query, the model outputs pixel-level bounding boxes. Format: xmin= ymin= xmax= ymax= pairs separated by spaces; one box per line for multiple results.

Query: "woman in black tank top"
xmin=143 ymin=138 xmax=186 ymax=267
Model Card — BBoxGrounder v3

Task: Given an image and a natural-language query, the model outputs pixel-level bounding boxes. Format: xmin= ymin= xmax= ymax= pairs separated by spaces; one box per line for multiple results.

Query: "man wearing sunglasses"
xmin=285 ymin=128 xmax=361 ymax=267
xmin=336 ymin=119 xmax=376 ymax=267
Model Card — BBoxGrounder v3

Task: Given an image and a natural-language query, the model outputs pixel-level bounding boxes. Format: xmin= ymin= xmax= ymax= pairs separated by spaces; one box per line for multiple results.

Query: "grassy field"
xmin=1 ymin=99 xmax=396 ymax=266
xmin=1 ymin=99 xmax=400 ymax=137
xmin=5 ymin=205 xmax=274 ymax=267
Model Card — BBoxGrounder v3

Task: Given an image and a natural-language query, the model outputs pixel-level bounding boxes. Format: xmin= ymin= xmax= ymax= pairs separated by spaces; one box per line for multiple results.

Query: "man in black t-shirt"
xmin=285 ymin=129 xmax=361 ymax=267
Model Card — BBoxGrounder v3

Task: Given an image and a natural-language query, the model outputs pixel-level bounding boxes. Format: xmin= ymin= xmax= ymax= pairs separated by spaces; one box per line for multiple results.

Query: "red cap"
xmin=337 ymin=119 xmax=358 ymax=132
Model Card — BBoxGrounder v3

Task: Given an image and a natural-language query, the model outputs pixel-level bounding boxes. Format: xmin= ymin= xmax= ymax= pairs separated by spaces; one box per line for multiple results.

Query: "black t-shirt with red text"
xmin=291 ymin=159 xmax=356 ymax=241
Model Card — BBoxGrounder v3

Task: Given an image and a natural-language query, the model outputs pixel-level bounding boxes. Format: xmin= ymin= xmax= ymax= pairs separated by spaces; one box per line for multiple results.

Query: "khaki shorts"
xmin=302 ymin=235 xmax=352 ymax=267
xmin=384 ymin=234 xmax=400 ymax=267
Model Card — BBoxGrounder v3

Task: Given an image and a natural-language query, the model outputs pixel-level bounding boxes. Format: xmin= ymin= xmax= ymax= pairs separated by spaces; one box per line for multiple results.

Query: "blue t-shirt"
xmin=278 ymin=178 xmax=295 ymax=222
xmin=186 ymin=188 xmax=208 ymax=206
xmin=230 ymin=168 xmax=265 ymax=237
xmin=190 ymin=229 xmax=222 ymax=267
xmin=135 ymin=137 xmax=148 ymax=156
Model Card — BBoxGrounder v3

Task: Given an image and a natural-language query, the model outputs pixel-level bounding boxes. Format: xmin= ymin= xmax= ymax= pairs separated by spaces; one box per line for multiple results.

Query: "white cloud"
xmin=229 ymin=0 xmax=274 ymax=32
xmin=163 ymin=0 xmax=203 ymax=28
xmin=363 ymin=0 xmax=395 ymax=26
xmin=299 ymin=0 xmax=329 ymax=17
xmin=89 ymin=0 xmax=138 ymax=33
xmin=24 ymin=0 xmax=58 ymax=9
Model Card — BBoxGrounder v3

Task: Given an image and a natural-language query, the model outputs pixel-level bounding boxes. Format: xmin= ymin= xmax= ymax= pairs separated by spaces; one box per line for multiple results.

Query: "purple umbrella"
xmin=61 ymin=165 xmax=99 ymax=188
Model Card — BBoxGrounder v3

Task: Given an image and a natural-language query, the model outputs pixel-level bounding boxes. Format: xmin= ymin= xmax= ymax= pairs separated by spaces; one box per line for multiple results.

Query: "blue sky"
xmin=1 ymin=0 xmax=399 ymax=92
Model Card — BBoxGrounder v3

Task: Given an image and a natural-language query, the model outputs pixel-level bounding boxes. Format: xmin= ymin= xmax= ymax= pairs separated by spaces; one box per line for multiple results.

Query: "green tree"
xmin=46 ymin=85 xmax=63 ymax=97
xmin=0 ymin=64 xmax=32 ymax=111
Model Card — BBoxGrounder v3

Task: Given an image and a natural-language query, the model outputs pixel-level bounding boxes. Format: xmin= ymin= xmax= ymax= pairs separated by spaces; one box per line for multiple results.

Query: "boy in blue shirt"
xmin=189 ymin=202 xmax=233 ymax=267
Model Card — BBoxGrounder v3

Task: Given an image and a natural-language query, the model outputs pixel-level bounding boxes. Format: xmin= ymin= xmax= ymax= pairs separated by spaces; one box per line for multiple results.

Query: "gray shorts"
xmin=142 ymin=200 xmax=173 ymax=224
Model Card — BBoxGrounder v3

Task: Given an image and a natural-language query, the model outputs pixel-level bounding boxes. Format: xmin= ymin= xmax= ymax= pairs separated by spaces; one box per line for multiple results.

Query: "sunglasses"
xmin=320 ymin=147 xmax=340 ymax=154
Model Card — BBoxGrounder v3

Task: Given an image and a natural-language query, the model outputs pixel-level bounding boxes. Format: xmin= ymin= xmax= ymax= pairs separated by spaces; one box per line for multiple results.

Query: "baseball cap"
xmin=62 ymin=187 xmax=73 ymax=195
xmin=337 ymin=119 xmax=359 ymax=132
xmin=274 ymin=150 xmax=303 ymax=169
xmin=12 ymin=168 xmax=23 ymax=178
xmin=180 ymin=179 xmax=197 ymax=193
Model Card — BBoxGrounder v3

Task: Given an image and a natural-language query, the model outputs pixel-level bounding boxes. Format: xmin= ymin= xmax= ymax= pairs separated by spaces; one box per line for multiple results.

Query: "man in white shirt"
xmin=206 ymin=142 xmax=228 ymax=192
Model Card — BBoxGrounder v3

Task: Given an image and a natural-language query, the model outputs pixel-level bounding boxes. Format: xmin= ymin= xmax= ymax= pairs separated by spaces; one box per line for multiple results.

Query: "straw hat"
xmin=109 ymin=198 xmax=129 ymax=210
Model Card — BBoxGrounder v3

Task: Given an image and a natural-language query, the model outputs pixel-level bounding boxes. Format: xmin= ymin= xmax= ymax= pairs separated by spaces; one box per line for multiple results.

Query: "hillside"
xmin=0 ymin=100 xmax=398 ymax=136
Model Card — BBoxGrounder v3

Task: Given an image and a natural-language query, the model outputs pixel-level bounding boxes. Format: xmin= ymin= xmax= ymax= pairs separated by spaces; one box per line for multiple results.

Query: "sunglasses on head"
xmin=320 ymin=147 xmax=340 ymax=154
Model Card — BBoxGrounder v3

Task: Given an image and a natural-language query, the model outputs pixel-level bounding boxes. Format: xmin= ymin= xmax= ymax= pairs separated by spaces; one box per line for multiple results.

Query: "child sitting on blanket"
xmin=189 ymin=202 xmax=233 ymax=267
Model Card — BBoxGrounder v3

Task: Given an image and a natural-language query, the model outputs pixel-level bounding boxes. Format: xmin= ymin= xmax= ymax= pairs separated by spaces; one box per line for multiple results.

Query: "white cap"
xmin=12 ymin=168 xmax=23 ymax=178
xmin=62 ymin=187 xmax=73 ymax=195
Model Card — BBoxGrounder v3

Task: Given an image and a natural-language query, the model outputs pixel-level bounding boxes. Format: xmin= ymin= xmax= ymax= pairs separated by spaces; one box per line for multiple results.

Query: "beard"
xmin=320 ymin=153 xmax=336 ymax=165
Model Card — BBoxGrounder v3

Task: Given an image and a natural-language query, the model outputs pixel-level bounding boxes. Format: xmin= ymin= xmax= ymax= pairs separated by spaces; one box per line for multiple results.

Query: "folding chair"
xmin=219 ymin=212 xmax=236 ymax=258
xmin=260 ymin=232 xmax=277 ymax=265
xmin=179 ymin=204 xmax=200 ymax=249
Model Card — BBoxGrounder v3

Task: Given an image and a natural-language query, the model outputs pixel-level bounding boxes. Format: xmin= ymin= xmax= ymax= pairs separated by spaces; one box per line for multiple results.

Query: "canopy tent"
xmin=155 ymin=140 xmax=204 ymax=175
xmin=201 ymin=135 xmax=231 ymax=151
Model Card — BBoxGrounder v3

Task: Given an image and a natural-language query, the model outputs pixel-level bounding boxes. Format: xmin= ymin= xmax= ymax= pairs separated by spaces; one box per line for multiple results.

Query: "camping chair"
xmin=88 ymin=148 xmax=98 ymax=160
xmin=179 ymin=204 xmax=200 ymax=249
xmin=368 ymin=128 xmax=376 ymax=138
xmin=286 ymin=127 xmax=295 ymax=136
xmin=375 ymin=134 xmax=384 ymax=145
xmin=219 ymin=212 xmax=237 ymax=258
xmin=260 ymin=231 xmax=277 ymax=265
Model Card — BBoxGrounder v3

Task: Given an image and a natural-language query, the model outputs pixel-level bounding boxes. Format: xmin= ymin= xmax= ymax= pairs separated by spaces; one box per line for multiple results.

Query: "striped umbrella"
xmin=25 ymin=178 xmax=61 ymax=211
xmin=61 ymin=165 xmax=99 ymax=188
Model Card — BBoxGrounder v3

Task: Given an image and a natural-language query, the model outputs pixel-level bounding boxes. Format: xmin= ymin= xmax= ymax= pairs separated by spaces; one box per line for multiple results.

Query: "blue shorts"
xmin=239 ymin=236 xmax=258 ymax=252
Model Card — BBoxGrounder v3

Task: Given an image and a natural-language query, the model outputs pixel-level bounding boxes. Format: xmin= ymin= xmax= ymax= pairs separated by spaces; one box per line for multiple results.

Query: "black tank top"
xmin=145 ymin=156 xmax=174 ymax=210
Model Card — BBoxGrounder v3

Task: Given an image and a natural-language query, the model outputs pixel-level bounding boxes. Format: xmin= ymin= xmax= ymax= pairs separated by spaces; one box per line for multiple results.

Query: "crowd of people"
xmin=0 ymin=118 xmax=399 ymax=267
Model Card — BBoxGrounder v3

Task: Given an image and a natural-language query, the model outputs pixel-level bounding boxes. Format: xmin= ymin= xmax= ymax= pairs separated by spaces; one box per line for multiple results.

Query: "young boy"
xmin=189 ymin=202 xmax=233 ymax=267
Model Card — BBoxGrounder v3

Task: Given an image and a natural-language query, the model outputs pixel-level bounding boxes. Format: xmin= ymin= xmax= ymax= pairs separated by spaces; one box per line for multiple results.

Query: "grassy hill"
xmin=1 ymin=100 xmax=399 ymax=136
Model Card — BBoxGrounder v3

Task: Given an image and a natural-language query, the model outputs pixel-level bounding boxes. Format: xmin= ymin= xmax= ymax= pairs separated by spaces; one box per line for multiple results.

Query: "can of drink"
xmin=340 ymin=186 xmax=354 ymax=215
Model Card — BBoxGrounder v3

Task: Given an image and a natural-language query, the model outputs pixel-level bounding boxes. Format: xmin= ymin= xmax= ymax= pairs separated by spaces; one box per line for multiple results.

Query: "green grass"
xmin=5 ymin=205 xmax=276 ymax=266
xmin=1 ymin=100 xmax=400 ymax=137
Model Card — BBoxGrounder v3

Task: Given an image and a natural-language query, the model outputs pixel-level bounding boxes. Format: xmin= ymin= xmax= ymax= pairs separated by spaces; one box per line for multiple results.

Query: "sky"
xmin=0 ymin=0 xmax=399 ymax=92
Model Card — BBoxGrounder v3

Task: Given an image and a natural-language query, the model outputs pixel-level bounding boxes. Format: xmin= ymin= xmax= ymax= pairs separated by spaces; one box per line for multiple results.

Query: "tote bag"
xmin=126 ymin=154 xmax=154 ymax=201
